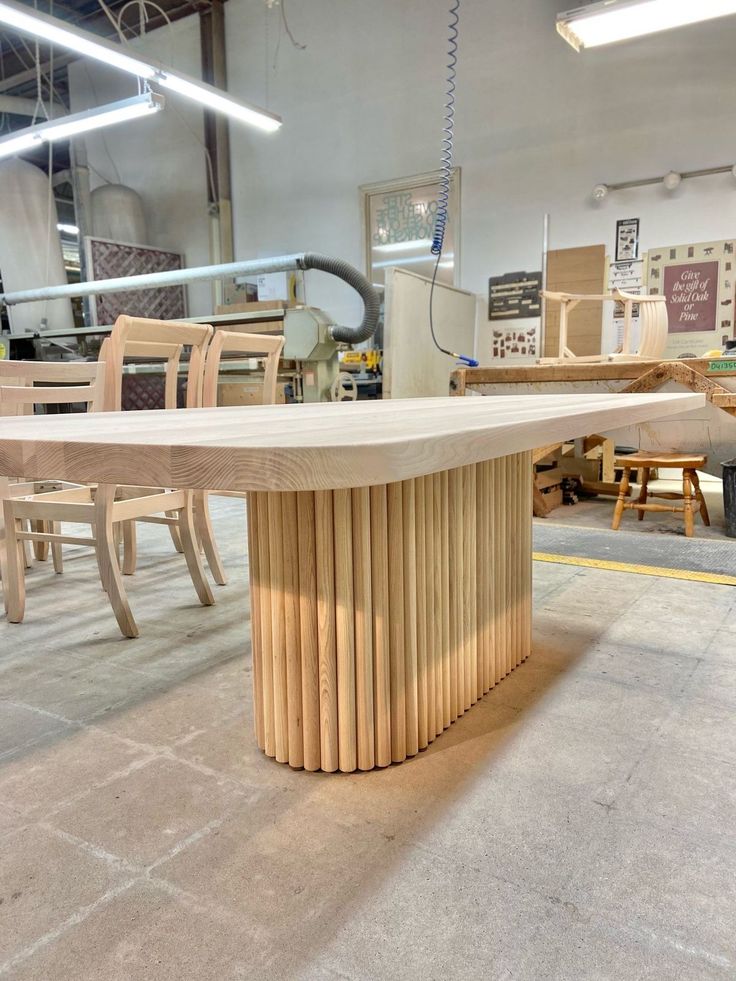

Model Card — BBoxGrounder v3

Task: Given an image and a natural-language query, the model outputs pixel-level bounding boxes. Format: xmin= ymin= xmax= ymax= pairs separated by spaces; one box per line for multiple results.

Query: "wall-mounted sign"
xmin=646 ymin=239 xmax=735 ymax=357
xmin=615 ymin=218 xmax=640 ymax=262
xmin=663 ymin=261 xmax=719 ymax=333
xmin=609 ymin=259 xmax=643 ymax=348
xmin=488 ymin=271 xmax=542 ymax=321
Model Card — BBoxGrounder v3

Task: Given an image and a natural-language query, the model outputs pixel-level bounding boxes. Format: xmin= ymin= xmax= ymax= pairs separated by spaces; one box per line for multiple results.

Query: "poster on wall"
xmin=608 ymin=259 xmax=644 ymax=349
xmin=488 ymin=271 xmax=542 ymax=321
xmin=615 ymin=218 xmax=640 ymax=262
xmin=646 ymin=239 xmax=735 ymax=358
xmin=491 ymin=323 xmax=537 ymax=360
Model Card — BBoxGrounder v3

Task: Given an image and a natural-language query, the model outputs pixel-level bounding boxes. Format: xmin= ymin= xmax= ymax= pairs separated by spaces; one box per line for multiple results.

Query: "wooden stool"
xmin=612 ymin=452 xmax=710 ymax=537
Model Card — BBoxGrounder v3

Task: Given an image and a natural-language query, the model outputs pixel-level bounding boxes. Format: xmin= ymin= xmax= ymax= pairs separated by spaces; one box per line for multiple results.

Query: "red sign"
xmin=664 ymin=261 xmax=719 ymax=333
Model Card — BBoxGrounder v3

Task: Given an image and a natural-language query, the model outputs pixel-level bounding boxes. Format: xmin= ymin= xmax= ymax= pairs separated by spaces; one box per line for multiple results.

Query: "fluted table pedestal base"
xmin=247 ymin=451 xmax=532 ymax=772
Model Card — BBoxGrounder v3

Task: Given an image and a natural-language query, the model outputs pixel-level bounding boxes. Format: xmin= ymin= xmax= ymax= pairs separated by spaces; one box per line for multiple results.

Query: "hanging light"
xmin=557 ymin=0 xmax=736 ymax=51
xmin=0 ymin=0 xmax=282 ymax=133
xmin=0 ymin=92 xmax=163 ymax=161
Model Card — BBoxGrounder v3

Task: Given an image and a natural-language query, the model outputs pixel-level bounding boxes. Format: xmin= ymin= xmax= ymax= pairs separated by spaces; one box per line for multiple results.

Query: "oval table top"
xmin=0 ymin=392 xmax=704 ymax=492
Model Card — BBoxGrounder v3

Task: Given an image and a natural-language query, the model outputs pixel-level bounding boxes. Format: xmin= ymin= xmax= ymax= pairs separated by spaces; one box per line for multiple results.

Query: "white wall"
xmin=70 ymin=0 xmax=736 ymax=328
xmin=68 ymin=15 xmax=212 ymax=314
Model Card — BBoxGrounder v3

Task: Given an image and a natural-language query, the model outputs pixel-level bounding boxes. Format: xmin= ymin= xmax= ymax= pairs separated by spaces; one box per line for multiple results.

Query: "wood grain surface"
xmin=0 ymin=394 xmax=703 ymax=493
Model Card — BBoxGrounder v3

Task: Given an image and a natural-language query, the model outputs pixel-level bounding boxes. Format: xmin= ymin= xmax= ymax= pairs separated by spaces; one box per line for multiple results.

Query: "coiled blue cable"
xmin=428 ymin=0 xmax=478 ymax=369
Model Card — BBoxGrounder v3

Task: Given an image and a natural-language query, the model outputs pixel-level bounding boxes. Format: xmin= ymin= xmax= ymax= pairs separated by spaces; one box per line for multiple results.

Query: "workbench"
xmin=0 ymin=393 xmax=702 ymax=771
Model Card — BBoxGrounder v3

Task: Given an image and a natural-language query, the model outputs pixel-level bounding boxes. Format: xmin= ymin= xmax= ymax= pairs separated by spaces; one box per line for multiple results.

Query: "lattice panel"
xmin=85 ymin=237 xmax=187 ymax=325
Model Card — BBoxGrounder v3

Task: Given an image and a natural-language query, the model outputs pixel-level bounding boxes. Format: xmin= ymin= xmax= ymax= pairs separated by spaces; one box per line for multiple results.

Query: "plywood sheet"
xmin=544 ymin=245 xmax=606 ymax=358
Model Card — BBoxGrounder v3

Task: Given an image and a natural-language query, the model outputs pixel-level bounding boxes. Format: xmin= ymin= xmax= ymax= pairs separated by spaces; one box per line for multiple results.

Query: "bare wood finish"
xmin=612 ymin=451 xmax=710 ymax=538
xmin=246 ymin=455 xmax=534 ymax=772
xmin=543 ymin=245 xmax=607 ymax=359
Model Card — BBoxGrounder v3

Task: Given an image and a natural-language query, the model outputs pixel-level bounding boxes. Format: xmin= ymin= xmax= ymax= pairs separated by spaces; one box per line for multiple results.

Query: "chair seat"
xmin=614 ymin=451 xmax=707 ymax=469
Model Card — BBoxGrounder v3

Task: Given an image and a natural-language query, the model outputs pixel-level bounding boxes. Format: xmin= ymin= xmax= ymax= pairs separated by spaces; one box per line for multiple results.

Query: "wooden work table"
xmin=0 ymin=392 xmax=703 ymax=771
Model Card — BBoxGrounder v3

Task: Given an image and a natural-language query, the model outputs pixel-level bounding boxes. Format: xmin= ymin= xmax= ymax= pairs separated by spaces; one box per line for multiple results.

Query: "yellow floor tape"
xmin=533 ymin=552 xmax=736 ymax=587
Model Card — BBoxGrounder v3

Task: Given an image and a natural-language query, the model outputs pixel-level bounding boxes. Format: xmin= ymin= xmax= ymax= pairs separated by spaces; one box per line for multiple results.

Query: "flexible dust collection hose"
xmin=298 ymin=252 xmax=381 ymax=345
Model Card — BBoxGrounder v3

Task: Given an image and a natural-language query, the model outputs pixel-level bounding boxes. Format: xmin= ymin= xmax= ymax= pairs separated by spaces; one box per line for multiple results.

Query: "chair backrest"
xmin=635 ymin=297 xmax=668 ymax=359
xmin=105 ymin=316 xmax=214 ymax=412
xmin=202 ymin=330 xmax=285 ymax=408
xmin=615 ymin=290 xmax=668 ymax=359
xmin=0 ymin=359 xmax=106 ymax=417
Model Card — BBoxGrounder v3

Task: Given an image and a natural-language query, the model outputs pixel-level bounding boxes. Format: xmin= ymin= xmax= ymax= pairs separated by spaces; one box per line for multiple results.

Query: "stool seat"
xmin=615 ymin=451 xmax=707 ymax=469
xmin=611 ymin=451 xmax=709 ymax=537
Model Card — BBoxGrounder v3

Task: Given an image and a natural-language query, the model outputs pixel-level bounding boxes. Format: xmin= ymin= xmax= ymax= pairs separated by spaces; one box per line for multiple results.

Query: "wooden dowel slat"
xmin=370 ymin=484 xmax=391 ymax=767
xmin=334 ymin=488 xmax=357 ymax=773
xmin=281 ymin=492 xmax=304 ymax=769
xmin=246 ymin=493 xmax=264 ymax=750
xmin=415 ymin=475 xmax=428 ymax=751
xmin=255 ymin=492 xmax=275 ymax=757
xmin=463 ymin=465 xmax=477 ymax=707
xmin=425 ymin=475 xmax=436 ymax=743
xmin=268 ymin=492 xmax=289 ymax=764
xmin=315 ymin=489 xmax=338 ymax=772
xmin=352 ymin=487 xmax=375 ymax=771
xmin=297 ymin=491 xmax=321 ymax=771
xmin=440 ymin=470 xmax=451 ymax=730
xmin=448 ymin=467 xmax=463 ymax=721
xmin=387 ymin=481 xmax=406 ymax=762
xmin=403 ymin=478 xmax=419 ymax=757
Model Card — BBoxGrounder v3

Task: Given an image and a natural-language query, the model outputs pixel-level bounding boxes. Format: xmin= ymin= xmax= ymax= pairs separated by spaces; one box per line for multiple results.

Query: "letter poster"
xmin=646 ymin=240 xmax=735 ymax=358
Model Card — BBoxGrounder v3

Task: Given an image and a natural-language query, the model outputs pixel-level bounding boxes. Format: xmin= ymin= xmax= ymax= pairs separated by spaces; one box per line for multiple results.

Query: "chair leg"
xmin=612 ymin=466 xmax=631 ymax=530
xmin=122 ymin=520 xmax=138 ymax=576
xmin=32 ymin=520 xmax=49 ymax=561
xmin=636 ymin=467 xmax=650 ymax=520
xmin=682 ymin=469 xmax=695 ymax=538
xmin=51 ymin=521 xmax=63 ymax=574
xmin=94 ymin=484 xmax=139 ymax=639
xmin=690 ymin=471 xmax=711 ymax=526
xmin=194 ymin=490 xmax=228 ymax=586
xmin=3 ymin=501 xmax=26 ymax=623
xmin=21 ymin=520 xmax=32 ymax=569
xmin=178 ymin=492 xmax=215 ymax=607
xmin=167 ymin=512 xmax=184 ymax=553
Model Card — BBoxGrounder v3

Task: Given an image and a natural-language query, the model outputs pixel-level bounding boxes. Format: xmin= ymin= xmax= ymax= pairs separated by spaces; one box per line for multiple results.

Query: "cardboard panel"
xmin=544 ymin=245 xmax=606 ymax=358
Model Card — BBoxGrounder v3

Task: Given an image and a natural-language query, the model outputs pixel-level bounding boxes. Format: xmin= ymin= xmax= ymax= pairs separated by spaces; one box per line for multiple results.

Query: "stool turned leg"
xmin=612 ymin=466 xmax=631 ymax=530
xmin=682 ymin=469 xmax=695 ymax=538
xmin=636 ymin=467 xmax=650 ymax=520
xmin=690 ymin=471 xmax=711 ymax=526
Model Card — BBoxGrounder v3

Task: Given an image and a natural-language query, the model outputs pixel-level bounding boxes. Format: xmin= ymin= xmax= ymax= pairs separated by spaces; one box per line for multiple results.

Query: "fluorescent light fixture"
xmin=372 ymin=238 xmax=434 ymax=253
xmin=0 ymin=93 xmax=163 ymax=160
xmin=0 ymin=0 xmax=156 ymax=77
xmin=57 ymin=223 xmax=79 ymax=235
xmin=557 ymin=0 xmax=736 ymax=50
xmin=156 ymin=73 xmax=281 ymax=133
xmin=0 ymin=0 xmax=282 ymax=133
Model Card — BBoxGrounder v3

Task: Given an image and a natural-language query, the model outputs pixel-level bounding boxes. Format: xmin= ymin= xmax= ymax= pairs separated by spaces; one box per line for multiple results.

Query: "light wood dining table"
xmin=0 ymin=392 xmax=703 ymax=772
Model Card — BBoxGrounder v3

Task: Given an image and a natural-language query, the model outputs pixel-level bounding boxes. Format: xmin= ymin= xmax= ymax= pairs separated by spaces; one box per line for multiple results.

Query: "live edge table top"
xmin=0 ymin=393 xmax=704 ymax=493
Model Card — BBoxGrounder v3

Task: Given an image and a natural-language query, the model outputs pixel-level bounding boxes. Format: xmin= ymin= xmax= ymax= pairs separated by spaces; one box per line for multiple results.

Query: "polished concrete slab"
xmin=1 ymin=498 xmax=735 ymax=980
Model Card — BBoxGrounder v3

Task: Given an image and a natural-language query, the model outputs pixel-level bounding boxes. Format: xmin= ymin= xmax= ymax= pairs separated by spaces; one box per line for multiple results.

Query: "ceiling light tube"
xmin=557 ymin=0 xmax=736 ymax=50
xmin=0 ymin=0 xmax=282 ymax=133
xmin=155 ymin=73 xmax=281 ymax=133
xmin=0 ymin=93 xmax=163 ymax=161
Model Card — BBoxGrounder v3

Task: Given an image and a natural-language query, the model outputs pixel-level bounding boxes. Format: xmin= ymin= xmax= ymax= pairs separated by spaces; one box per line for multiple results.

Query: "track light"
xmin=592 ymin=183 xmax=609 ymax=201
xmin=0 ymin=93 xmax=163 ymax=161
xmin=558 ymin=0 xmax=736 ymax=51
xmin=663 ymin=171 xmax=682 ymax=191
xmin=0 ymin=0 xmax=281 ymax=133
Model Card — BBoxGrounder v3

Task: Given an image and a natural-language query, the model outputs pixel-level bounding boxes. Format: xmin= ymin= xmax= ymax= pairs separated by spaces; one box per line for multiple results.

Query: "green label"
xmin=708 ymin=360 xmax=736 ymax=372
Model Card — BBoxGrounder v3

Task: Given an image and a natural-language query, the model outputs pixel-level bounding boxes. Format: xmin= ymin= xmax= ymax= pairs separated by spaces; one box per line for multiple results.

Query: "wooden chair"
xmin=611 ymin=451 xmax=710 ymax=537
xmin=2 ymin=317 xmax=216 ymax=638
xmin=194 ymin=331 xmax=286 ymax=584
xmin=0 ymin=360 xmax=106 ymax=570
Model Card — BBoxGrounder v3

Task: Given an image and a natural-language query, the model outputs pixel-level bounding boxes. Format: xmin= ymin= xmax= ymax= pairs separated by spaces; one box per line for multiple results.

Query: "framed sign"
xmin=647 ymin=239 xmax=735 ymax=357
xmin=361 ymin=170 xmax=460 ymax=289
xmin=488 ymin=271 xmax=542 ymax=321
xmin=615 ymin=218 xmax=639 ymax=262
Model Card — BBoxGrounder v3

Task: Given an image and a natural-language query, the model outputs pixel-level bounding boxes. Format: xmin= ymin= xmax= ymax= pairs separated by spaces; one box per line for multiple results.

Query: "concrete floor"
xmin=1 ymin=499 xmax=735 ymax=980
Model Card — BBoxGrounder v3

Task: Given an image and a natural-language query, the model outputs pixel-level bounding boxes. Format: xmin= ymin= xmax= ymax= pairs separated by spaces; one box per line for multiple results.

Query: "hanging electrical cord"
xmin=428 ymin=0 xmax=477 ymax=368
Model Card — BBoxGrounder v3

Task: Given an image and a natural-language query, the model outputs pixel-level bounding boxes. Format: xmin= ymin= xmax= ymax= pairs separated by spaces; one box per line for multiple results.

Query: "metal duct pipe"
xmin=0 ymin=252 xmax=380 ymax=346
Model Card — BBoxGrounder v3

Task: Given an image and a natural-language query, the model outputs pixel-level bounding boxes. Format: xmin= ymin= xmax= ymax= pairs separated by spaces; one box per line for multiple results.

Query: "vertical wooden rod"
xmin=246 ymin=493 xmax=264 ymax=749
xmin=267 ymin=492 xmax=289 ymax=764
xmin=281 ymin=492 xmax=304 ymax=769
xmin=315 ymin=489 xmax=338 ymax=772
xmin=352 ymin=487 xmax=375 ymax=771
xmin=297 ymin=491 xmax=321 ymax=771
xmin=255 ymin=492 xmax=275 ymax=757
xmin=334 ymin=488 xmax=357 ymax=773
xmin=370 ymin=484 xmax=391 ymax=767
xmin=402 ymin=478 xmax=419 ymax=758
xmin=387 ymin=481 xmax=406 ymax=762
